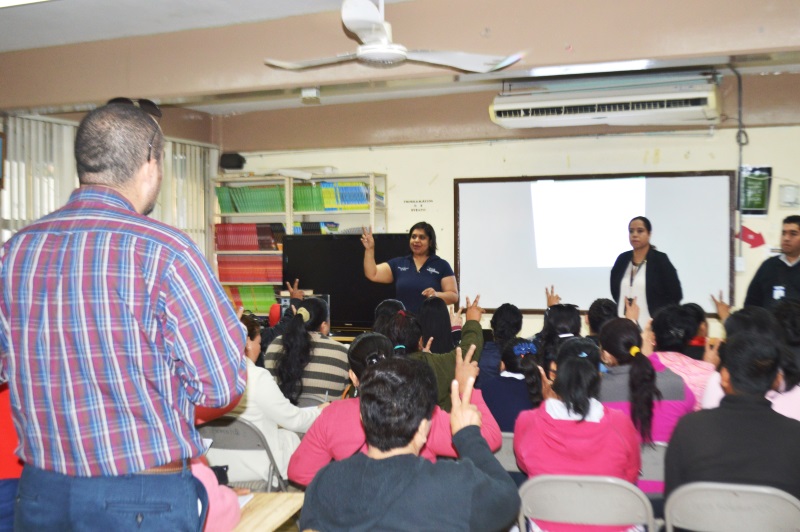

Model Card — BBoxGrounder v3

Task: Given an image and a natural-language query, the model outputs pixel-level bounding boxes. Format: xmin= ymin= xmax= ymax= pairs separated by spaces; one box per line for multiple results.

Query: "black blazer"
xmin=610 ymin=247 xmax=682 ymax=316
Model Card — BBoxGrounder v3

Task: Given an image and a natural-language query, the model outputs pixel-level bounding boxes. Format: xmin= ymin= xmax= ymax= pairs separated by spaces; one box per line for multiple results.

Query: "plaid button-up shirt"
xmin=0 ymin=186 xmax=247 ymax=476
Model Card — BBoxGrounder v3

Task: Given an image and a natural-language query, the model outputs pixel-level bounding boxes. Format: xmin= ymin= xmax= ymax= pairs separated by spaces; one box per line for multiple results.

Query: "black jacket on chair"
xmin=610 ymin=247 xmax=682 ymax=316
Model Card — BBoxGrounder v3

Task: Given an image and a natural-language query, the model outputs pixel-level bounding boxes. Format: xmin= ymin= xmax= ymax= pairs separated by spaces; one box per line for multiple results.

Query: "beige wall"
xmin=3 ymin=0 xmax=800 ymax=156
xmin=237 ymin=126 xmax=800 ymax=336
xmin=2 ymin=0 xmax=800 ymax=112
xmin=216 ymin=73 xmax=800 ymax=152
xmin=38 ymin=71 xmax=800 ymax=151
xmin=53 ymin=107 xmax=214 ymax=144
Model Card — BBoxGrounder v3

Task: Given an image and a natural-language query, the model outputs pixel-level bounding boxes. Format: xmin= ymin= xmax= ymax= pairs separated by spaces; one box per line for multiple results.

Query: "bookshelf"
xmin=207 ymin=171 xmax=387 ymax=312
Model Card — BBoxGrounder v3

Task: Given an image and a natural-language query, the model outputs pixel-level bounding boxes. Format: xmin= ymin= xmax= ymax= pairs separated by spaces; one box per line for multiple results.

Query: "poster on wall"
xmin=740 ymin=165 xmax=772 ymax=215
xmin=403 ymin=198 xmax=434 ymax=214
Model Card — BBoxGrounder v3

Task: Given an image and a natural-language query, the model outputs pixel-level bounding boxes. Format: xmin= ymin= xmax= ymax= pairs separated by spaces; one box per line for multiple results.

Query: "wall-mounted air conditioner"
xmin=489 ymin=76 xmax=720 ymax=128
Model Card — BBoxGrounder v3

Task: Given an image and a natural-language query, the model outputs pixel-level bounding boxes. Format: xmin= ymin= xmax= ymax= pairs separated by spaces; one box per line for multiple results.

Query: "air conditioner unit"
xmin=489 ymin=78 xmax=720 ymax=128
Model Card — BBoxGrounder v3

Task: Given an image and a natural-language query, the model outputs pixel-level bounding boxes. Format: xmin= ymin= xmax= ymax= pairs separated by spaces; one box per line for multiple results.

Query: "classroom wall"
xmin=241 ymin=125 xmax=800 ymax=337
xmin=52 ymin=107 xmax=215 ymax=145
xmin=3 ymin=0 xmax=799 ymax=112
xmin=217 ymin=74 xmax=800 ymax=151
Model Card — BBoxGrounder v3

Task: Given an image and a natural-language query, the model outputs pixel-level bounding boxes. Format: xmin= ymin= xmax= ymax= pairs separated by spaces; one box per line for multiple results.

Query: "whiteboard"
xmin=456 ymin=173 xmax=733 ymax=313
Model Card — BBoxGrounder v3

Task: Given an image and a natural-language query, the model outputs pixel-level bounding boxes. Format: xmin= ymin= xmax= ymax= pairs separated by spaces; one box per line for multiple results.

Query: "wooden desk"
xmin=234 ymin=492 xmax=304 ymax=532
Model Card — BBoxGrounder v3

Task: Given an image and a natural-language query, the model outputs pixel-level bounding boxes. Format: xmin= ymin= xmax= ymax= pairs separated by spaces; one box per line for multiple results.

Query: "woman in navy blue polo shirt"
xmin=362 ymin=222 xmax=458 ymax=313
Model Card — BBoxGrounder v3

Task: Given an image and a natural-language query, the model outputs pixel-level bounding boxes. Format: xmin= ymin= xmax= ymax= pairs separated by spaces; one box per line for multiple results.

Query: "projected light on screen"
xmin=531 ymin=178 xmax=645 ymax=268
xmin=457 ymin=173 xmax=732 ymax=311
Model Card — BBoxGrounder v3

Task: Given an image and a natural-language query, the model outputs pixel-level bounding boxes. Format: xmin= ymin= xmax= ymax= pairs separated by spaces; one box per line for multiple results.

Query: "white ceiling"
xmin=0 ymin=0 xmax=411 ymax=53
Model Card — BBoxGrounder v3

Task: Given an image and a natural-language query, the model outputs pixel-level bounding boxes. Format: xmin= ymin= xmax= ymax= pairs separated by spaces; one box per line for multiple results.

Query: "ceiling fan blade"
xmin=406 ymin=50 xmax=522 ymax=73
xmin=341 ymin=0 xmax=390 ymax=44
xmin=264 ymin=53 xmax=358 ymax=70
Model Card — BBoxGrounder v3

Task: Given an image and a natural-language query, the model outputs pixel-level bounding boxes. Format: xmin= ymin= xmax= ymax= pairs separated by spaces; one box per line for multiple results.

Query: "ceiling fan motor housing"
xmin=356 ymin=42 xmax=408 ymax=65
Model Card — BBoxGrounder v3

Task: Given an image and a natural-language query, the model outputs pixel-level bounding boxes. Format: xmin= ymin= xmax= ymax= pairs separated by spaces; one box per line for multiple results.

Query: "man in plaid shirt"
xmin=0 ymin=102 xmax=247 ymax=530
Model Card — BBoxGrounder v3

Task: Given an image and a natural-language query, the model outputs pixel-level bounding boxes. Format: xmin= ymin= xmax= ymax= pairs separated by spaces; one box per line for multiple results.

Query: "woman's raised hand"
xmin=710 ymin=291 xmax=731 ymax=322
xmin=454 ymin=345 xmax=479 ymax=396
xmin=449 ymin=375 xmax=481 ymax=436
xmin=545 ymin=285 xmax=561 ymax=307
xmin=285 ymin=278 xmax=304 ymax=300
xmin=421 ymin=337 xmax=434 ymax=353
xmin=641 ymin=319 xmax=656 ymax=356
xmin=464 ymin=295 xmax=484 ymax=322
xmin=361 ymin=226 xmax=375 ymax=250
xmin=450 ymin=306 xmax=464 ymax=328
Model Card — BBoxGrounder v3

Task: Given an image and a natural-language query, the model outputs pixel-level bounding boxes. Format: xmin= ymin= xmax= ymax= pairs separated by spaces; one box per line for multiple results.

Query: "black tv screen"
xmin=283 ymin=234 xmax=410 ymax=332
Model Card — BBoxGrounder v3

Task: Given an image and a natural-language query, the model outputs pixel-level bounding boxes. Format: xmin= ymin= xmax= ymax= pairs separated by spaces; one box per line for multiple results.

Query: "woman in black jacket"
xmin=610 ymin=216 xmax=682 ymax=328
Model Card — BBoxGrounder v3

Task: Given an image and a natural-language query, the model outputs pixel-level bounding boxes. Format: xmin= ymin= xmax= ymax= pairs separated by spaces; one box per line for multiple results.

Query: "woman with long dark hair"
xmin=207 ymin=313 xmax=324 ymax=484
xmin=514 ymin=337 xmax=641 ymax=532
xmin=263 ymin=297 xmax=349 ymax=406
xmin=362 ymin=221 xmax=458 ymax=312
xmin=418 ymin=296 xmax=460 ymax=354
xmin=287 ymin=332 xmax=502 ymax=486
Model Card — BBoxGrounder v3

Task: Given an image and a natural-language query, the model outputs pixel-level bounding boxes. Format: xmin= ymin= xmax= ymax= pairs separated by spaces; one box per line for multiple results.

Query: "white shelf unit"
xmin=207 ymin=171 xmax=387 ymax=312
xmin=289 ymin=172 xmax=387 ymax=234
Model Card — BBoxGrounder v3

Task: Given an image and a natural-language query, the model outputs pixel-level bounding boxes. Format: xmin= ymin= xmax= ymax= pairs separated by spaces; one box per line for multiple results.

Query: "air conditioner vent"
xmin=495 ymin=98 xmax=710 ymax=120
xmin=489 ymin=79 xmax=720 ymax=128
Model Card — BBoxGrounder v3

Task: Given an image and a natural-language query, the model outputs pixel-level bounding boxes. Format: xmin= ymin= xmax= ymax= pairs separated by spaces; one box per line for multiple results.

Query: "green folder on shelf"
xmin=216 ymin=187 xmax=236 ymax=213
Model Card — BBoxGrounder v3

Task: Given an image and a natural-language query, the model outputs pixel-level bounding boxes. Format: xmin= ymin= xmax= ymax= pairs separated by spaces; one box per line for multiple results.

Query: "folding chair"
xmin=665 ymin=482 xmax=800 ymax=532
xmin=639 ymin=442 xmax=668 ymax=525
xmin=197 ymin=415 xmax=288 ymax=492
xmin=494 ymin=432 xmax=520 ymax=473
xmin=297 ymin=395 xmax=327 ymax=408
xmin=518 ymin=475 xmax=656 ymax=531
xmin=640 ymin=442 xmax=668 ymax=483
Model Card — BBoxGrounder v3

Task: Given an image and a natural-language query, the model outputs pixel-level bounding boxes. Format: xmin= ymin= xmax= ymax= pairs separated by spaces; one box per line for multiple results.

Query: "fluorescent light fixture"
xmin=529 ymin=60 xmax=652 ymax=78
xmin=0 ymin=0 xmax=53 ymax=7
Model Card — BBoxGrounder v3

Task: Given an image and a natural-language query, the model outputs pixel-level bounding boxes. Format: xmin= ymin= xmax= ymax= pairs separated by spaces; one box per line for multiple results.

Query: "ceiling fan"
xmin=265 ymin=0 xmax=521 ymax=74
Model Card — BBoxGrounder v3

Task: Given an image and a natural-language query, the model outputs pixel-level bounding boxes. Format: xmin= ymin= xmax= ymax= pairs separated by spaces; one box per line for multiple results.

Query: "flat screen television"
xmin=283 ymin=234 xmax=409 ymax=333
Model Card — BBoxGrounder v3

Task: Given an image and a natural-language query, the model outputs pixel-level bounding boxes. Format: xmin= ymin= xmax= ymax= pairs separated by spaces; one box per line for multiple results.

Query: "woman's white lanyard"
xmin=630 ymin=259 xmax=647 ymax=287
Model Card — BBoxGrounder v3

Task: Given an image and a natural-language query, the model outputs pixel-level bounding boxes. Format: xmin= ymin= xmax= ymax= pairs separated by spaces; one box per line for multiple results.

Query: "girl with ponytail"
xmin=598 ymin=318 xmax=694 ymax=495
xmin=287 ymin=333 xmax=503 ymax=486
xmin=514 ymin=338 xmax=640 ymax=531
xmin=345 ymin=332 xmax=392 ymax=386
xmin=264 ymin=297 xmax=349 ymax=406
xmin=374 ymin=309 xmax=422 ymax=358
xmin=598 ymin=318 xmax=694 ymax=442
xmin=598 ymin=318 xmax=661 ymax=442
